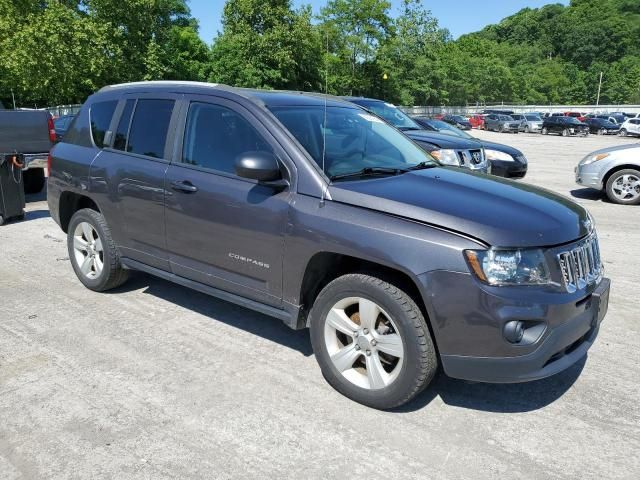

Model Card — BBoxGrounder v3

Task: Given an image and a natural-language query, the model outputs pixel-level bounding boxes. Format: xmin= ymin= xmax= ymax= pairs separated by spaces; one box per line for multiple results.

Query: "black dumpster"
xmin=0 ymin=154 xmax=25 ymax=225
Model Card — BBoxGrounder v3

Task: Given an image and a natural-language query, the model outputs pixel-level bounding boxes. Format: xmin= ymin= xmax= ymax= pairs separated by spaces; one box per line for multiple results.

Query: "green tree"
xmin=209 ymin=0 xmax=322 ymax=90
xmin=319 ymin=0 xmax=392 ymax=95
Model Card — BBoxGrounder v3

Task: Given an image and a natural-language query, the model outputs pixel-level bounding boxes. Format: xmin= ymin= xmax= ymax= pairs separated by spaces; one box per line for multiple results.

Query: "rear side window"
xmin=113 ymin=99 xmax=135 ymax=151
xmin=126 ymin=99 xmax=175 ymax=159
xmin=182 ymin=102 xmax=272 ymax=174
xmin=90 ymin=101 xmax=117 ymax=148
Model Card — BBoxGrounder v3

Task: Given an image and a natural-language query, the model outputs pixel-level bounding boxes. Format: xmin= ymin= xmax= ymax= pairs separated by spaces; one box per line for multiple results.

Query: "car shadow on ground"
xmin=109 ymin=272 xmax=586 ymax=413
xmin=396 ymin=356 xmax=586 ymax=414
xmin=110 ymin=272 xmax=314 ymax=357
xmin=570 ymin=188 xmax=606 ymax=202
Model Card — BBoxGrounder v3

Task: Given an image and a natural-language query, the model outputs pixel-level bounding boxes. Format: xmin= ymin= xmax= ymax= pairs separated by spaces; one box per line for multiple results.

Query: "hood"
xmin=405 ymin=130 xmax=483 ymax=149
xmin=474 ymin=139 xmax=523 ymax=157
xmin=588 ymin=143 xmax=640 ymax=156
xmin=329 ymin=168 xmax=590 ymax=248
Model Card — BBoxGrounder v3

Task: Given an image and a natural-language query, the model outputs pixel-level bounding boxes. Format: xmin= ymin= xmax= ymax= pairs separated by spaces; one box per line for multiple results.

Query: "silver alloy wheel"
xmin=611 ymin=173 xmax=640 ymax=202
xmin=73 ymin=222 xmax=104 ymax=279
xmin=324 ymin=297 xmax=404 ymax=390
xmin=620 ymin=129 xmax=627 ymax=137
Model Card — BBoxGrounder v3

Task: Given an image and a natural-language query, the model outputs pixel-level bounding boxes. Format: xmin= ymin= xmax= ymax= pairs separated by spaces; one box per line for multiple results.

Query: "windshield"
xmin=565 ymin=117 xmax=582 ymax=125
xmin=269 ymin=105 xmax=437 ymax=179
xmin=499 ymin=115 xmax=514 ymax=121
xmin=525 ymin=114 xmax=542 ymax=121
xmin=426 ymin=119 xmax=473 ymax=139
xmin=356 ymin=101 xmax=421 ymax=130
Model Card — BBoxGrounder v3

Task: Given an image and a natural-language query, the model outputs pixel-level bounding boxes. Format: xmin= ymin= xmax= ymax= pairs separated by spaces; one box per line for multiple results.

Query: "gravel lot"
xmin=1 ymin=131 xmax=639 ymax=479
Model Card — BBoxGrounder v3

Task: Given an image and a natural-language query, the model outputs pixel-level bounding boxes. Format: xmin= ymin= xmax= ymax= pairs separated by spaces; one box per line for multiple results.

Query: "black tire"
xmin=562 ymin=128 xmax=570 ymax=137
xmin=0 ymin=215 xmax=4 ymax=226
xmin=23 ymin=168 xmax=46 ymax=194
xmin=309 ymin=273 xmax=438 ymax=410
xmin=619 ymin=129 xmax=627 ymax=137
xmin=542 ymin=127 xmax=548 ymax=135
xmin=605 ymin=169 xmax=640 ymax=206
xmin=67 ymin=208 xmax=129 ymax=291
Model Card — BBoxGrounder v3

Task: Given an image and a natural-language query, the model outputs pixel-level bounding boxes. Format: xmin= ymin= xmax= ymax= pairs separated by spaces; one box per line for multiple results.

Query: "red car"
xmin=564 ymin=111 xmax=588 ymax=122
xmin=468 ymin=114 xmax=485 ymax=129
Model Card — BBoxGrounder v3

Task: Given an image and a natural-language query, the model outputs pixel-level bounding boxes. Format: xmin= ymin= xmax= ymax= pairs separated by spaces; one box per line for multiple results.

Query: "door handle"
xmin=171 ymin=181 xmax=198 ymax=193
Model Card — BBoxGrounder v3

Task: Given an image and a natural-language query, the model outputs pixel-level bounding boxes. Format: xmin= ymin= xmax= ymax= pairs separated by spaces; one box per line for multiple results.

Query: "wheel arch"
xmin=602 ymin=164 xmax=640 ymax=190
xmin=298 ymin=252 xmax=436 ymax=347
xmin=59 ymin=192 xmax=101 ymax=233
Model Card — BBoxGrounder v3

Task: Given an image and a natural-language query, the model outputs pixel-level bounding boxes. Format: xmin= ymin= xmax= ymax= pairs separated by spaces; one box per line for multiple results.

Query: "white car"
xmin=576 ymin=144 xmax=640 ymax=205
xmin=619 ymin=118 xmax=640 ymax=137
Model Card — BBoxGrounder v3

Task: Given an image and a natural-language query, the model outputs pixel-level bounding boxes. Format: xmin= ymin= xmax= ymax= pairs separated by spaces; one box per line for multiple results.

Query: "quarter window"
xmin=126 ymin=99 xmax=175 ymax=159
xmin=182 ymin=102 xmax=272 ymax=174
xmin=90 ymin=100 xmax=117 ymax=148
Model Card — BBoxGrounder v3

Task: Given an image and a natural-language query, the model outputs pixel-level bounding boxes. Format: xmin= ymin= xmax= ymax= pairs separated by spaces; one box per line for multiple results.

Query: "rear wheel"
xmin=542 ymin=127 xmax=548 ymax=135
xmin=606 ymin=169 xmax=640 ymax=205
xmin=23 ymin=168 xmax=46 ymax=194
xmin=67 ymin=208 xmax=129 ymax=291
xmin=309 ymin=274 xmax=437 ymax=410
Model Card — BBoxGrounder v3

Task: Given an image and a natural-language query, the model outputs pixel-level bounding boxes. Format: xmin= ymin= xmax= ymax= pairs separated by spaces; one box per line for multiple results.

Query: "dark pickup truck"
xmin=0 ymin=109 xmax=54 ymax=194
xmin=48 ymin=82 xmax=610 ymax=409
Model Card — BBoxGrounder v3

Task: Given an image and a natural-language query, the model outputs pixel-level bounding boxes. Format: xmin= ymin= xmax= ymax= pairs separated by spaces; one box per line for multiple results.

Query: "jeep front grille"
xmin=557 ymin=233 xmax=602 ymax=293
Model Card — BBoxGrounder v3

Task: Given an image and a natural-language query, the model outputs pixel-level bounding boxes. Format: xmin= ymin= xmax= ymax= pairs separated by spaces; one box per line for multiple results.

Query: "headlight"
xmin=430 ymin=149 xmax=460 ymax=166
xmin=580 ymin=152 xmax=610 ymax=165
xmin=464 ymin=249 xmax=550 ymax=286
xmin=485 ymin=149 xmax=514 ymax=162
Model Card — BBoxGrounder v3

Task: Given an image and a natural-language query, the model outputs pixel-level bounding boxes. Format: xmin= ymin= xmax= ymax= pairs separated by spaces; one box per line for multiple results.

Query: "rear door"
xmin=164 ymin=94 xmax=292 ymax=306
xmin=90 ymin=93 xmax=180 ymax=270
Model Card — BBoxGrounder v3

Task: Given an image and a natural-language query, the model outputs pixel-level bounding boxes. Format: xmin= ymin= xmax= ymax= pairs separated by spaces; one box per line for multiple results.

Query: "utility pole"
xmin=11 ymin=89 xmax=16 ymax=109
xmin=596 ymin=72 xmax=603 ymax=108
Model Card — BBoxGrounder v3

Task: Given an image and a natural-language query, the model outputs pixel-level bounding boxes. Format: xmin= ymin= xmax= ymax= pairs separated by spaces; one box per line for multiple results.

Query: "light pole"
xmin=596 ymin=72 xmax=603 ymax=108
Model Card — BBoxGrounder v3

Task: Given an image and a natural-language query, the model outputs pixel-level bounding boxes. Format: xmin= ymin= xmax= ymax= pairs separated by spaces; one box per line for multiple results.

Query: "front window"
xmin=269 ymin=106 xmax=437 ymax=179
xmin=354 ymin=102 xmax=421 ymax=131
xmin=428 ymin=119 xmax=473 ymax=139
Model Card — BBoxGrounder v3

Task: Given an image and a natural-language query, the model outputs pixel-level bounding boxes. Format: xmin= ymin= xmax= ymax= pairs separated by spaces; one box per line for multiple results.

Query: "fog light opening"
xmin=504 ymin=321 xmax=525 ymax=344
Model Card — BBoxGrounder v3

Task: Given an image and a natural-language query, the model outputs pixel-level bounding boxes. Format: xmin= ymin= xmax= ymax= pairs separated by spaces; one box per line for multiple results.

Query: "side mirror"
xmin=235 ymin=151 xmax=282 ymax=183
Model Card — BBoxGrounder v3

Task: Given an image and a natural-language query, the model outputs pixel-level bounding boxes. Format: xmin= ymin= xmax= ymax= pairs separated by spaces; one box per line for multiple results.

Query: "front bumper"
xmin=419 ymin=270 xmax=610 ymax=384
xmin=490 ymin=159 xmax=528 ymax=178
xmin=575 ymin=162 xmax=605 ymax=189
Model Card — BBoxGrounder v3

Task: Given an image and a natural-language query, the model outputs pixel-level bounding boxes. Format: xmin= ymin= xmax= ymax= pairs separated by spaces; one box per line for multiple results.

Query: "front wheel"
xmin=67 ymin=208 xmax=129 ymax=291
xmin=619 ymin=129 xmax=627 ymax=137
xmin=309 ymin=274 xmax=438 ymax=410
xmin=542 ymin=127 xmax=548 ymax=135
xmin=606 ymin=169 xmax=640 ymax=205
xmin=524 ymin=125 xmax=530 ymax=133
xmin=562 ymin=128 xmax=570 ymax=137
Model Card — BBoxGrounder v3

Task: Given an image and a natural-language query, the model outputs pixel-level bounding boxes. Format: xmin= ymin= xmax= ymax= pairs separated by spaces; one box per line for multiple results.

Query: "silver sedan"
xmin=575 ymin=144 xmax=640 ymax=205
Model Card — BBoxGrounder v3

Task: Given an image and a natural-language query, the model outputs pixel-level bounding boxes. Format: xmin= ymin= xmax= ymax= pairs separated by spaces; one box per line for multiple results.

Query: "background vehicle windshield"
xmin=269 ymin=105 xmax=437 ymax=179
xmin=565 ymin=117 xmax=582 ymax=124
xmin=525 ymin=114 xmax=542 ymax=121
xmin=427 ymin=119 xmax=473 ymax=139
xmin=499 ymin=115 xmax=514 ymax=121
xmin=357 ymin=102 xmax=421 ymax=131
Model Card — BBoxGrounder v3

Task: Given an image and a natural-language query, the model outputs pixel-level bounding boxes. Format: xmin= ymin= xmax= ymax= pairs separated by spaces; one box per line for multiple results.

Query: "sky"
xmin=189 ymin=0 xmax=571 ymax=45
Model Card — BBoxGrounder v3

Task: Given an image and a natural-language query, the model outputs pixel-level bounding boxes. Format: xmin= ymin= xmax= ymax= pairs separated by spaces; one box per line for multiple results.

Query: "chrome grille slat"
xmin=557 ymin=233 xmax=602 ymax=293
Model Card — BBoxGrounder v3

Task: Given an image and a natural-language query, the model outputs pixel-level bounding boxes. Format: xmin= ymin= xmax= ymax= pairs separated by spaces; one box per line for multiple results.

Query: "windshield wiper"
xmin=408 ymin=161 xmax=437 ymax=171
xmin=329 ymin=167 xmax=408 ymax=181
xmin=399 ymin=126 xmax=423 ymax=131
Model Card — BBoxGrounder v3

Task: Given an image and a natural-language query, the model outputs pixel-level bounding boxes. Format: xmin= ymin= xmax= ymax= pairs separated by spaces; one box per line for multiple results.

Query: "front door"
xmin=164 ymin=95 xmax=292 ymax=307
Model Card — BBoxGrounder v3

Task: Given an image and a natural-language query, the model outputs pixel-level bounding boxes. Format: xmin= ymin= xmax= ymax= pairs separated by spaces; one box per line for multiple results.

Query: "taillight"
xmin=48 ymin=115 xmax=56 ymax=143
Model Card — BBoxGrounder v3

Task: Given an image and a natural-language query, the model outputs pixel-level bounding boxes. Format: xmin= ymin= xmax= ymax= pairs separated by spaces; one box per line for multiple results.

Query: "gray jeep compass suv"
xmin=48 ymin=82 xmax=611 ymax=409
